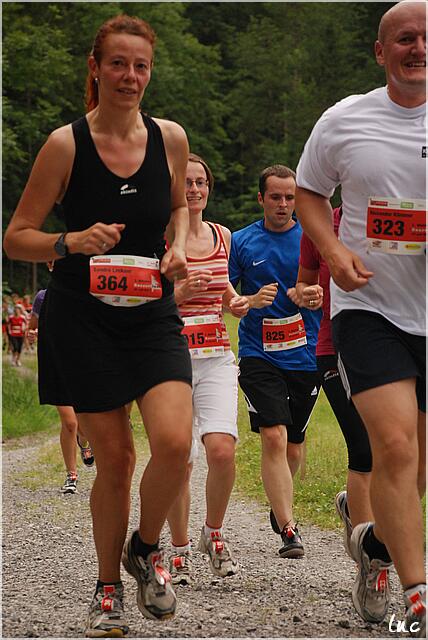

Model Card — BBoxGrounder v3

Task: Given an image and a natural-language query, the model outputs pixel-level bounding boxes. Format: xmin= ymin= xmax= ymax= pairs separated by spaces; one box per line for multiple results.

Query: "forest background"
xmin=2 ymin=1 xmax=394 ymax=294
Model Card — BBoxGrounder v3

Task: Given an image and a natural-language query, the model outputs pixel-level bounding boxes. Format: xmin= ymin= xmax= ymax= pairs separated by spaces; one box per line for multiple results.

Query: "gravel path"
xmin=2 ymin=434 xmax=407 ymax=639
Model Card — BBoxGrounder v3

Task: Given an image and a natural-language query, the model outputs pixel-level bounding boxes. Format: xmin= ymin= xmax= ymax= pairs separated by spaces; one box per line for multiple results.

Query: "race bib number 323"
xmin=89 ymin=255 xmax=162 ymax=307
xmin=367 ymin=197 xmax=426 ymax=255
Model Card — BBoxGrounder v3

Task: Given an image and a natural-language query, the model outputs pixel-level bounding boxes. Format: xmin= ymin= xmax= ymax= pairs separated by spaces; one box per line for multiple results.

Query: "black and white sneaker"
xmin=279 ymin=525 xmax=304 ymax=558
xmin=77 ymin=436 xmax=95 ymax=468
xmin=61 ymin=471 xmax=77 ymax=494
xmin=86 ymin=583 xmax=129 ymax=637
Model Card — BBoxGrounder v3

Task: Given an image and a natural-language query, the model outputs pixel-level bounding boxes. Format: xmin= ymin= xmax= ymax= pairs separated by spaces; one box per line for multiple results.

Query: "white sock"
xmin=172 ymin=542 xmax=191 ymax=555
xmin=204 ymin=523 xmax=223 ymax=538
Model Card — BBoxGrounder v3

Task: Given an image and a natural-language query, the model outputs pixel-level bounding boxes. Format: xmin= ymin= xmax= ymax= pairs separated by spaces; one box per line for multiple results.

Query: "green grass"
xmin=2 ymin=359 xmax=58 ymax=439
xmin=18 ymin=413 xmax=148 ymax=492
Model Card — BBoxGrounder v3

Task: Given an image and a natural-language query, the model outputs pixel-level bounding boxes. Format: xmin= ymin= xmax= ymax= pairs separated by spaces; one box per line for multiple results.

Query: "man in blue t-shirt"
xmin=229 ymin=164 xmax=321 ymax=558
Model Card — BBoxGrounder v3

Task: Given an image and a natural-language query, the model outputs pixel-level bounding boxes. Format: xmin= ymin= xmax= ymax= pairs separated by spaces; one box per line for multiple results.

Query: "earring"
xmin=94 ymin=77 xmax=99 ymax=84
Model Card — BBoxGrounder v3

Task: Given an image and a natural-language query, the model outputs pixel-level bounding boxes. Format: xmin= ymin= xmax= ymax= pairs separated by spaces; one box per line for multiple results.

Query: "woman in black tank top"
xmin=4 ymin=14 xmax=193 ymax=635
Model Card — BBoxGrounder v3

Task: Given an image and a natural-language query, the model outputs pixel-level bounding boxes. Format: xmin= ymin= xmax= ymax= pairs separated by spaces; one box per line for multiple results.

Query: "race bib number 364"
xmin=89 ymin=255 xmax=162 ymax=307
xmin=367 ymin=197 xmax=426 ymax=255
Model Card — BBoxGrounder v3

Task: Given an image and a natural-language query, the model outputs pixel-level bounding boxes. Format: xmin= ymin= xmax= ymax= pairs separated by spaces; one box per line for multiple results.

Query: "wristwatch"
xmin=54 ymin=232 xmax=69 ymax=257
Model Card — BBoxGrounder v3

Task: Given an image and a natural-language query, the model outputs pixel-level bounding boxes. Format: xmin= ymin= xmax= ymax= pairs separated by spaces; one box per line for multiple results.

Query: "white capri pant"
xmin=190 ymin=350 xmax=239 ymax=462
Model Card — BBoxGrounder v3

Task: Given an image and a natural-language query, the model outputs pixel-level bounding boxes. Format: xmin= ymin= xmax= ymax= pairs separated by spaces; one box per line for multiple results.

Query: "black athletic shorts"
xmin=238 ymin=356 xmax=320 ymax=444
xmin=317 ymin=354 xmax=372 ymax=473
xmin=9 ymin=336 xmax=24 ymax=354
xmin=332 ymin=310 xmax=426 ymax=413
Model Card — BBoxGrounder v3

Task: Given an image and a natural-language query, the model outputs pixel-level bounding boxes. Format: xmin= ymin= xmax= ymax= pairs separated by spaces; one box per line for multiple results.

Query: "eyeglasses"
xmin=186 ymin=178 xmax=208 ymax=189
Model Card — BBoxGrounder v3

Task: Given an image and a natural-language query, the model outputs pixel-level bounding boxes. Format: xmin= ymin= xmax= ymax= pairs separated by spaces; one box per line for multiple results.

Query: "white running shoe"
xmin=85 ymin=583 xmax=129 ymax=637
xmin=121 ymin=532 xmax=176 ymax=620
xmin=349 ymin=522 xmax=392 ymax=623
xmin=197 ymin=528 xmax=239 ymax=578
xmin=404 ymin=584 xmax=426 ymax=638
xmin=335 ymin=490 xmax=353 ymax=558
xmin=169 ymin=551 xmax=193 ymax=586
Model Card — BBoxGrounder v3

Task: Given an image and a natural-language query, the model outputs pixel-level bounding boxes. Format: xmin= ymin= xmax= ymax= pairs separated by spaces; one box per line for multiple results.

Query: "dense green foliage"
xmin=3 ymin=1 xmax=393 ymax=292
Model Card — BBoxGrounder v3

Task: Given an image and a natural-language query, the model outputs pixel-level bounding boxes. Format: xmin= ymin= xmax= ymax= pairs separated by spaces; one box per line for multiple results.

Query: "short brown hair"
xmin=85 ymin=14 xmax=156 ymax=112
xmin=188 ymin=152 xmax=214 ymax=194
xmin=259 ymin=164 xmax=296 ymax=198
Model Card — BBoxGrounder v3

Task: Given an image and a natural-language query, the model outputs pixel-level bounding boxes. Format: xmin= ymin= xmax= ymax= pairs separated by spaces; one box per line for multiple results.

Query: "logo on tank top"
xmin=120 ymin=183 xmax=137 ymax=196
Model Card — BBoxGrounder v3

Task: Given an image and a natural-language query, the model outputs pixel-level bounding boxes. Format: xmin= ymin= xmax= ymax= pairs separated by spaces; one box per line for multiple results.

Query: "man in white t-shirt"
xmin=295 ymin=1 xmax=426 ymax=636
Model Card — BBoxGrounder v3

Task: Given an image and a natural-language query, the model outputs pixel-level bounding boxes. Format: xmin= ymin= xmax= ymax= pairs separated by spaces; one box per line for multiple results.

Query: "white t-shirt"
xmin=296 ymin=86 xmax=426 ymax=336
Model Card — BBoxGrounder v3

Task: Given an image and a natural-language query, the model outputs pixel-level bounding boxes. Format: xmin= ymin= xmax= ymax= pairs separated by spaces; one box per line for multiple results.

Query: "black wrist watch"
xmin=54 ymin=232 xmax=69 ymax=257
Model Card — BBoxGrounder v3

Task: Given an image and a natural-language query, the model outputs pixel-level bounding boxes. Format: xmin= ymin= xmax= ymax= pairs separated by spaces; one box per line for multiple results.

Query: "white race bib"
xmin=366 ymin=196 xmax=426 ymax=255
xmin=262 ymin=314 xmax=307 ymax=352
xmin=182 ymin=314 xmax=224 ymax=359
xmin=89 ymin=255 xmax=162 ymax=307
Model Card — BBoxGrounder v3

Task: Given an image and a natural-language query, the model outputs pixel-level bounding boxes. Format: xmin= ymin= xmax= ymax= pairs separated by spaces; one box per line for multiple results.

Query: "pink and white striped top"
xmin=178 ymin=222 xmax=230 ymax=350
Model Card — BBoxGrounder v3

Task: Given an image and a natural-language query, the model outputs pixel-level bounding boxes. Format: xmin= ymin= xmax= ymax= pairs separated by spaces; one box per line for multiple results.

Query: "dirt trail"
xmin=2 ymin=432 xmax=407 ymax=639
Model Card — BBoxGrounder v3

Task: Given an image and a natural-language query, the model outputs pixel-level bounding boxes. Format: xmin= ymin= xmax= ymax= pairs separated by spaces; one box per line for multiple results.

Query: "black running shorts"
xmin=238 ymin=356 xmax=320 ymax=443
xmin=332 ymin=310 xmax=426 ymax=413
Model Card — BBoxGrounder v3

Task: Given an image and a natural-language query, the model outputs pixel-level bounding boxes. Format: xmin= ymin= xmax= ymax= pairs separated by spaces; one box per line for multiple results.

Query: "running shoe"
xmin=86 ymin=583 xmax=129 ymax=638
xmin=197 ymin=528 xmax=239 ymax=578
xmin=121 ymin=532 xmax=176 ymax=620
xmin=169 ymin=551 xmax=193 ymax=586
xmin=349 ymin=522 xmax=392 ymax=623
xmin=335 ymin=490 xmax=353 ymax=558
xmin=279 ymin=525 xmax=305 ymax=558
xmin=404 ymin=584 xmax=426 ymax=638
xmin=77 ymin=435 xmax=95 ymax=468
xmin=61 ymin=471 xmax=78 ymax=494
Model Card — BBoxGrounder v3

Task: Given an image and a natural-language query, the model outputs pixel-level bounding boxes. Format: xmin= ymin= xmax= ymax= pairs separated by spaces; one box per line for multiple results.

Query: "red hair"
xmin=85 ymin=14 xmax=156 ymax=112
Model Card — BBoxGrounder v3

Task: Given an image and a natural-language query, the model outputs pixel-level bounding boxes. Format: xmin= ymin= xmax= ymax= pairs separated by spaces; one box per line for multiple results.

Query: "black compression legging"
xmin=317 ymin=354 xmax=372 ymax=473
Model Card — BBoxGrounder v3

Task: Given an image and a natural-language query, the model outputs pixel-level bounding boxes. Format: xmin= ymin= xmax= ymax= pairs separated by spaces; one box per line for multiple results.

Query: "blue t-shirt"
xmin=229 ymin=219 xmax=321 ymax=370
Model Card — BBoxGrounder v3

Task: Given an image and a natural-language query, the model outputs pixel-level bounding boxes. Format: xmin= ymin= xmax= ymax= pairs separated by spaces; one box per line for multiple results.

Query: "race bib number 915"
xmin=89 ymin=255 xmax=162 ymax=307
xmin=181 ymin=314 xmax=224 ymax=359
xmin=367 ymin=197 xmax=426 ymax=255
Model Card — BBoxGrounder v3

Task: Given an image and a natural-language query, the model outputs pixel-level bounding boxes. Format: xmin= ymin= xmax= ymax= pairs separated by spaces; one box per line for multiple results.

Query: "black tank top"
xmin=52 ymin=113 xmax=173 ymax=298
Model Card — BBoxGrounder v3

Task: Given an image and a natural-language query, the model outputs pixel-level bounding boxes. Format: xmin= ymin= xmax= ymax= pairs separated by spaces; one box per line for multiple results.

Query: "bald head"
xmin=378 ymin=1 xmax=426 ymax=43
xmin=375 ymin=0 xmax=426 ymax=107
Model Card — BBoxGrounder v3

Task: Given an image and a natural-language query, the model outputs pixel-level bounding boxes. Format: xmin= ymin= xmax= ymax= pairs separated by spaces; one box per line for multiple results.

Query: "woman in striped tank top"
xmin=167 ymin=153 xmax=249 ymax=584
